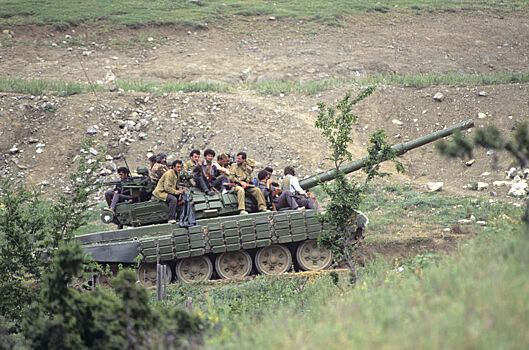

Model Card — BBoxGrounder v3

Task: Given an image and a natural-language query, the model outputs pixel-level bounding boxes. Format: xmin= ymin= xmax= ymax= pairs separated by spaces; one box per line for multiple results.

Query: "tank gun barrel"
xmin=299 ymin=119 xmax=474 ymax=190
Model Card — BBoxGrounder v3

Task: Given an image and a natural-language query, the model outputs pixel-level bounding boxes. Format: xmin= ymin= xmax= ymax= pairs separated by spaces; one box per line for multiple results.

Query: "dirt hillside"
xmin=0 ymin=13 xmax=528 ymax=203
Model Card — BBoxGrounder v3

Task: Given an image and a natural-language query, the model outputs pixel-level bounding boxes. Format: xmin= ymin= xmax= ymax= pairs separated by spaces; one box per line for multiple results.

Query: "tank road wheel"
xmin=176 ymin=256 xmax=213 ymax=283
xmin=296 ymin=240 xmax=333 ymax=271
xmin=255 ymin=244 xmax=292 ymax=275
xmin=137 ymin=263 xmax=173 ymax=287
xmin=215 ymin=251 xmax=252 ymax=280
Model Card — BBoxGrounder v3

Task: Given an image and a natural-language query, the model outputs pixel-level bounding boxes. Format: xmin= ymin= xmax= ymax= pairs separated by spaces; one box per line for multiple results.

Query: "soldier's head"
xmin=284 ymin=166 xmax=295 ymax=176
xmin=264 ymin=167 xmax=274 ymax=174
xmin=172 ymin=160 xmax=183 ymax=173
xmin=149 ymin=155 xmax=156 ymax=166
xmin=217 ymin=153 xmax=230 ymax=167
xmin=156 ymin=153 xmax=167 ymax=164
xmin=117 ymin=167 xmax=130 ymax=179
xmin=189 ymin=150 xmax=200 ymax=163
xmin=204 ymin=149 xmax=215 ymax=162
xmin=236 ymin=152 xmax=247 ymax=166
xmin=258 ymin=170 xmax=270 ymax=181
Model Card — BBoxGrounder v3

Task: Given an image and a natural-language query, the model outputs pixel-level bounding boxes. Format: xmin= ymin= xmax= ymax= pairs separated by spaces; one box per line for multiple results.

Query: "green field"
xmin=163 ymin=217 xmax=528 ymax=349
xmin=1 ymin=0 xmax=527 ymax=29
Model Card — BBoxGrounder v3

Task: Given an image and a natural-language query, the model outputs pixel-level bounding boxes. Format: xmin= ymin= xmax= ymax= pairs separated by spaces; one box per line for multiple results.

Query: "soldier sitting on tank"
xmin=104 ymin=167 xmax=134 ymax=213
xmin=257 ymin=170 xmax=303 ymax=211
xmin=184 ymin=149 xmax=200 ymax=173
xmin=193 ymin=149 xmax=228 ymax=195
xmin=153 ymin=160 xmax=186 ymax=224
xmin=228 ymin=152 xmax=269 ymax=215
xmin=149 ymin=152 xmax=168 ymax=185
xmin=281 ymin=166 xmax=315 ymax=209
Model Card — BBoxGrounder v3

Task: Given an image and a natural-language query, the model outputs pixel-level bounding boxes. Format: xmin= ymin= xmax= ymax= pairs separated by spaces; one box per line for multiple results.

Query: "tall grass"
xmin=3 ymin=71 xmax=528 ymax=97
xmin=199 ymin=220 xmax=528 ymax=349
xmin=0 ymin=76 xmax=102 ymax=96
xmin=0 ymin=0 xmax=527 ymax=29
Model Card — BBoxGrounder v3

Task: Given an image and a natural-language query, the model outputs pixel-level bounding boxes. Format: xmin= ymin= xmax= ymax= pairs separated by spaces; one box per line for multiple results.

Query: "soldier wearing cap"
xmin=229 ymin=152 xmax=268 ymax=215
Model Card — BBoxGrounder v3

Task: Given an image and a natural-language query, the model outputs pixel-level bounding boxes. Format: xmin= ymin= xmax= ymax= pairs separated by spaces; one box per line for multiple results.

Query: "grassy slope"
xmin=1 ymin=0 xmax=527 ymax=28
xmin=185 ymin=220 xmax=527 ymax=349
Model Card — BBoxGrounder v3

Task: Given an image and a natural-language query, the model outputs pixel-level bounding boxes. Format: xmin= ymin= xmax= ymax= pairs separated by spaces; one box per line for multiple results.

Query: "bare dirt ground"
xmin=1 ymin=12 xmax=527 ymax=205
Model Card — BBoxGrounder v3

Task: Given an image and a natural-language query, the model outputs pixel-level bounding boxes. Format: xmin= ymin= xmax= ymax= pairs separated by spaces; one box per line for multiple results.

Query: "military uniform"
xmin=150 ymin=162 xmax=168 ymax=184
xmin=184 ymin=159 xmax=197 ymax=173
xmin=229 ymin=162 xmax=267 ymax=212
xmin=153 ymin=170 xmax=181 ymax=221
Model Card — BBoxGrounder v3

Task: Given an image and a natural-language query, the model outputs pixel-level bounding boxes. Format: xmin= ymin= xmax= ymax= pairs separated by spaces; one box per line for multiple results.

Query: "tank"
xmin=77 ymin=119 xmax=474 ymax=284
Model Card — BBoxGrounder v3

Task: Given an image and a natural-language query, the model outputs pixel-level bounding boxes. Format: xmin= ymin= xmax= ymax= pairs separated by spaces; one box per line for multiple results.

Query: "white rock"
xmin=508 ymin=179 xmax=528 ymax=198
xmin=465 ymin=159 xmax=475 ymax=166
xmin=458 ymin=219 xmax=472 ymax=224
xmin=477 ymin=182 xmax=489 ymax=191
xmin=433 ymin=92 xmax=444 ymax=101
xmin=105 ymin=155 xmax=114 ymax=161
xmin=477 ymin=112 xmax=487 ymax=119
xmin=476 ymin=221 xmax=487 ymax=226
xmin=478 ymin=91 xmax=487 ymax=97
xmin=426 ymin=182 xmax=444 ymax=192
xmin=36 ymin=148 xmax=43 ymax=154
xmin=506 ymin=167 xmax=518 ymax=179
xmin=89 ymin=147 xmax=99 ymax=156
xmin=493 ymin=180 xmax=512 ymax=187
xmin=392 ymin=119 xmax=403 ymax=125
xmin=29 ymin=138 xmax=39 ymax=144
xmin=35 ymin=143 xmax=46 ymax=148
xmin=87 ymin=126 xmax=98 ymax=135
xmin=147 ymin=37 xmax=154 ymax=42
xmin=480 ymin=171 xmax=490 ymax=177
xmin=442 ymin=228 xmax=451 ymax=232
xmin=9 ymin=146 xmax=19 ymax=154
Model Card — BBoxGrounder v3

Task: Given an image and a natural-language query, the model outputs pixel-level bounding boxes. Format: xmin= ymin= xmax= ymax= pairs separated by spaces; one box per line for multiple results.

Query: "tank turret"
xmin=79 ymin=120 xmax=474 ymax=284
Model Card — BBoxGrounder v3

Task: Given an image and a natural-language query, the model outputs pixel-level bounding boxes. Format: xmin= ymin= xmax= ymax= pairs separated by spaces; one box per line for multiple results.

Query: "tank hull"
xmin=78 ymin=209 xmax=368 ymax=281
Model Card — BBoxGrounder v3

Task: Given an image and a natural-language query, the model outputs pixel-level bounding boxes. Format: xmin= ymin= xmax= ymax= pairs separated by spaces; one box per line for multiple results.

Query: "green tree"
xmin=436 ymin=122 xmax=529 ymax=226
xmin=0 ymin=138 xmax=103 ymax=325
xmin=315 ymin=88 xmax=403 ymax=283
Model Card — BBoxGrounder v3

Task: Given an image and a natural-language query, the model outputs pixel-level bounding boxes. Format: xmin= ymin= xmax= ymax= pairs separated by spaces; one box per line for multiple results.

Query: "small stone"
xmin=105 ymin=155 xmax=114 ymax=161
xmin=41 ymin=181 xmax=50 ymax=186
xmin=268 ymin=17 xmax=276 ymax=21
xmin=442 ymin=228 xmax=451 ymax=232
xmin=29 ymin=138 xmax=39 ymax=144
xmin=138 ymin=133 xmax=148 ymax=140
xmin=9 ymin=146 xmax=19 ymax=154
xmin=109 ymin=85 xmax=118 ymax=92
xmin=86 ymin=126 xmax=98 ymax=135
xmin=477 ymin=112 xmax=487 ymax=119
xmin=458 ymin=219 xmax=472 ymax=224
xmin=89 ymin=147 xmax=99 ymax=156
xmin=36 ymin=148 xmax=44 ymax=154
xmin=392 ymin=119 xmax=403 ymax=125
xmin=480 ymin=171 xmax=490 ymax=177
xmin=465 ymin=159 xmax=475 ymax=166
xmin=433 ymin=92 xmax=444 ymax=101
xmin=426 ymin=182 xmax=444 ymax=192
xmin=477 ymin=182 xmax=489 ymax=191
xmin=478 ymin=91 xmax=487 ymax=97
xmin=486 ymin=150 xmax=494 ymax=156
xmin=147 ymin=37 xmax=154 ymax=42
xmin=476 ymin=221 xmax=487 ymax=226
